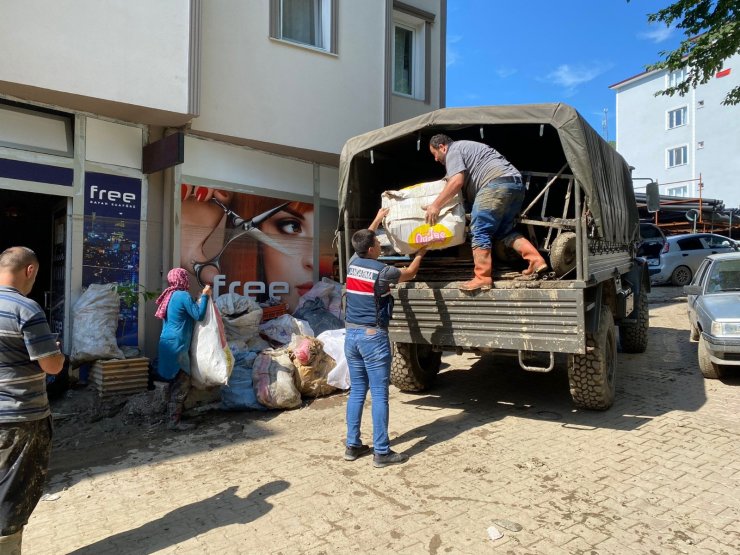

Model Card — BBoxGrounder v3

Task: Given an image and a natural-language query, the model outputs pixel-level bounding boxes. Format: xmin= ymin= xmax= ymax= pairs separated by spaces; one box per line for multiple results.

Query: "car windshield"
xmin=706 ymin=260 xmax=740 ymax=293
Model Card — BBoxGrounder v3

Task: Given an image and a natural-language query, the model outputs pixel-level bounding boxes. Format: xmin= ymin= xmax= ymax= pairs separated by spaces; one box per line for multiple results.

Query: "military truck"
xmin=336 ymin=103 xmax=650 ymax=410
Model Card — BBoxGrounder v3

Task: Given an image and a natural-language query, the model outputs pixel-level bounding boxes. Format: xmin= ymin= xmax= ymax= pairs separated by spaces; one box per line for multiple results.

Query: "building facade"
xmin=610 ymin=52 xmax=740 ymax=209
xmin=0 ymin=0 xmax=446 ymax=358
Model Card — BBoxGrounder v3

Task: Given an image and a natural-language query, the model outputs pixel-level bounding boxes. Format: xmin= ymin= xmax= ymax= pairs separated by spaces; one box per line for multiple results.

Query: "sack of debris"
xmin=381 ymin=179 xmax=466 ymax=255
xmin=215 ymin=293 xmax=263 ymax=341
xmin=221 ymin=345 xmax=265 ymax=411
xmin=70 ymin=283 xmax=125 ymax=365
xmin=190 ymin=301 xmax=234 ymax=389
xmin=259 ymin=314 xmax=313 ymax=345
xmin=288 ymin=336 xmax=337 ymax=398
xmin=294 ymin=278 xmax=343 ymax=320
xmin=252 ymin=348 xmax=302 ymax=409
xmin=293 ymin=297 xmax=343 ymax=336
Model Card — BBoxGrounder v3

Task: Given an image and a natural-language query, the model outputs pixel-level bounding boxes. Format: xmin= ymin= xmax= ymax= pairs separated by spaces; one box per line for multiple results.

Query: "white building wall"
xmin=0 ymin=0 xmax=194 ymax=116
xmin=613 ymin=53 xmax=740 ymax=208
xmin=193 ymin=0 xmax=386 ymax=154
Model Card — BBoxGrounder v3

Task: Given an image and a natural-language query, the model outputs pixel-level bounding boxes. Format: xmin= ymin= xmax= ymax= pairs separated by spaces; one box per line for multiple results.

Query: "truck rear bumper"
xmin=389 ymin=284 xmax=586 ymax=354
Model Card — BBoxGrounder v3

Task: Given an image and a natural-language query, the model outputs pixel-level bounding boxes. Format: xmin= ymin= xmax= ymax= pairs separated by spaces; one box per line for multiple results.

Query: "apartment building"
xmin=610 ymin=52 xmax=740 ymax=209
xmin=0 ymin=0 xmax=446 ymax=357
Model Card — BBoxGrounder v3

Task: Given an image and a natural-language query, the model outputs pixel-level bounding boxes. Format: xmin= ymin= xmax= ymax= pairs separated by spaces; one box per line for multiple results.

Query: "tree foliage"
xmin=632 ymin=0 xmax=740 ymax=105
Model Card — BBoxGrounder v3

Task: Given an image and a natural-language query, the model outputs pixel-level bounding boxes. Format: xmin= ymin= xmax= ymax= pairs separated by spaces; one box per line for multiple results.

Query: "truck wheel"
xmin=618 ymin=286 xmax=649 ymax=353
xmin=550 ymin=232 xmax=577 ymax=277
xmin=568 ymin=305 xmax=617 ymax=410
xmin=698 ymin=336 xmax=723 ymax=379
xmin=671 ymin=265 xmax=692 ymax=286
xmin=390 ymin=342 xmax=442 ymax=392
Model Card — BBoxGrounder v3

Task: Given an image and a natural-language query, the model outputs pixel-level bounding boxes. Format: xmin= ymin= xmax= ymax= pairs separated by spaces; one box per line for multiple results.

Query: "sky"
xmin=445 ymin=0 xmax=685 ymax=141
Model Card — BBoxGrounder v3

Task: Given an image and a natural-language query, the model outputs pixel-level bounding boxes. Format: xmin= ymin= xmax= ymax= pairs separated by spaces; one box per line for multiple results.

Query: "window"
xmin=666 ymin=68 xmax=686 ymax=88
xmin=677 ymin=237 xmax=703 ymax=251
xmin=392 ymin=5 xmax=433 ymax=101
xmin=667 ymin=145 xmax=688 ymax=168
xmin=269 ymin=0 xmax=336 ymax=54
xmin=667 ymin=106 xmax=688 ymax=129
xmin=667 ymin=185 xmax=688 ymax=197
xmin=393 ymin=24 xmax=414 ymax=95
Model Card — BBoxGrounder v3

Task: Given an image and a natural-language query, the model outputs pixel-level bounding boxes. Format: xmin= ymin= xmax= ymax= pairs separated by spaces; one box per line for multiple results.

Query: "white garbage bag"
xmin=190 ymin=301 xmax=234 ymax=389
xmin=317 ymin=328 xmax=350 ymax=390
xmin=70 ymin=283 xmax=124 ymax=365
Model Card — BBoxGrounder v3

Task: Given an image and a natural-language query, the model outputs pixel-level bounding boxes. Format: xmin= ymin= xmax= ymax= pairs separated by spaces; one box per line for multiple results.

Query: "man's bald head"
xmin=0 ymin=247 xmax=39 ymax=295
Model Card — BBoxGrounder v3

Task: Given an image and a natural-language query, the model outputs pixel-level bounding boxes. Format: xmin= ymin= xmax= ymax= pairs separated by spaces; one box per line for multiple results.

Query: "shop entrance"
xmin=0 ymin=189 xmax=68 ymax=337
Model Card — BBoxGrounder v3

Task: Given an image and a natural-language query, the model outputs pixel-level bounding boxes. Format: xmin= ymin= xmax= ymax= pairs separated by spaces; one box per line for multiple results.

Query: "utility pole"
xmin=602 ymin=108 xmax=609 ymax=142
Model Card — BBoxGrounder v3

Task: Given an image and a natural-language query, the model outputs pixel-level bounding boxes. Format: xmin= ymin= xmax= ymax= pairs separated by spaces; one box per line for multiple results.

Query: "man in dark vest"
xmin=425 ymin=134 xmax=547 ymax=291
xmin=344 ymin=208 xmax=426 ymax=468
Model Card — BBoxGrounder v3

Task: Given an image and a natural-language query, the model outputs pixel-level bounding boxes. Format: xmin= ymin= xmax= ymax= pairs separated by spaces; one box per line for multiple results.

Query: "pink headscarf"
xmin=155 ymin=268 xmax=191 ymax=319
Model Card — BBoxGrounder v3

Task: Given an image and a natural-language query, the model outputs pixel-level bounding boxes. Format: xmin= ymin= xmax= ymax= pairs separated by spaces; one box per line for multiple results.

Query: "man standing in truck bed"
xmin=425 ymin=134 xmax=547 ymax=291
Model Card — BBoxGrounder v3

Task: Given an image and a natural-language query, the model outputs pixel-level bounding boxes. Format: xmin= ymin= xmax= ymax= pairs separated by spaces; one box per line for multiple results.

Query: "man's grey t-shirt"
xmin=443 ymin=140 xmax=520 ymax=203
xmin=0 ymin=286 xmax=59 ymax=422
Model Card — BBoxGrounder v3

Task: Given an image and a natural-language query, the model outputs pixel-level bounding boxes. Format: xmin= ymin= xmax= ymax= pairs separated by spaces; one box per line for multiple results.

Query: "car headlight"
xmin=710 ymin=321 xmax=740 ymax=336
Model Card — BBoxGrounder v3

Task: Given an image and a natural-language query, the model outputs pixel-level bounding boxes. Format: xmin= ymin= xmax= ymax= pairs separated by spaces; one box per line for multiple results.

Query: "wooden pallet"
xmin=90 ymin=357 xmax=149 ymax=398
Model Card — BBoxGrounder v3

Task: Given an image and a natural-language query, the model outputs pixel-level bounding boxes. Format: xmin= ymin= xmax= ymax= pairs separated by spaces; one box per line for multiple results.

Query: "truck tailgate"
xmin=389 ymin=285 xmax=586 ymax=354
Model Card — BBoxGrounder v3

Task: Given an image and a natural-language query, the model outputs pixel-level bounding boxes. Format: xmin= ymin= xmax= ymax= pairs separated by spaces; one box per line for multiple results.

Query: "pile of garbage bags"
xmin=218 ymin=279 xmax=349 ymax=411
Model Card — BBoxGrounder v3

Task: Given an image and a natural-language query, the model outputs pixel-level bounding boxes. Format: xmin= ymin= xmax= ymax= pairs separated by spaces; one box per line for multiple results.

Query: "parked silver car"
xmin=648 ymin=233 xmax=738 ymax=286
xmin=684 ymin=252 xmax=740 ymax=379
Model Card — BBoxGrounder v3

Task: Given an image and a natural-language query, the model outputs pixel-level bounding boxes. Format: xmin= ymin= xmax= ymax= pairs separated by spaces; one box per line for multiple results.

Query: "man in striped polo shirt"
xmin=0 ymin=247 xmax=65 ymax=553
xmin=344 ymin=208 xmax=426 ymax=468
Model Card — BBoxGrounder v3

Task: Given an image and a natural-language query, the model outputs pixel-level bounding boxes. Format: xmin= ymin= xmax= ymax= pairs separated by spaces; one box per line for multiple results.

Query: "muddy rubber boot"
xmin=512 ymin=237 xmax=548 ymax=276
xmin=459 ymin=248 xmax=493 ymax=291
xmin=0 ymin=529 xmax=23 ymax=555
xmin=167 ymin=409 xmax=195 ymax=431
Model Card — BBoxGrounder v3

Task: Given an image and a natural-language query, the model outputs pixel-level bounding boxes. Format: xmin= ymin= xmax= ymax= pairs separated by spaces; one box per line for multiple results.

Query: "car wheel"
xmin=671 ymin=265 xmax=692 ymax=286
xmin=697 ymin=336 xmax=723 ymax=379
xmin=689 ymin=322 xmax=700 ymax=342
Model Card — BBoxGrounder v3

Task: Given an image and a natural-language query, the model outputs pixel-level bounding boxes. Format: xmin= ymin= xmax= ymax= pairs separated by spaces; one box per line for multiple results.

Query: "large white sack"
xmin=70 ymin=283 xmax=124 ymax=365
xmin=190 ymin=301 xmax=235 ymax=389
xmin=381 ymin=179 xmax=466 ymax=255
xmin=317 ymin=328 xmax=350 ymax=390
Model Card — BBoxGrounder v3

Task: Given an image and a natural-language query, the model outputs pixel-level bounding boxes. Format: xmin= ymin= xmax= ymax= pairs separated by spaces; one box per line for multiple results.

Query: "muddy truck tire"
xmin=619 ymin=286 xmax=649 ymax=353
xmin=390 ymin=342 xmax=442 ymax=392
xmin=568 ymin=305 xmax=617 ymax=410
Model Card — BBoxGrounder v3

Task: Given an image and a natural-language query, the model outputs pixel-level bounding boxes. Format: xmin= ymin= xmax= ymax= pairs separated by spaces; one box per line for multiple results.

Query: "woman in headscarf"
xmin=155 ymin=268 xmax=212 ymax=430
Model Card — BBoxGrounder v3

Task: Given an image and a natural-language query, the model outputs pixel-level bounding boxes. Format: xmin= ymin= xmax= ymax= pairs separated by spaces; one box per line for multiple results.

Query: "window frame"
xmin=392 ymin=11 xmax=426 ymax=100
xmin=666 ymin=145 xmax=688 ymax=168
xmin=269 ymin=0 xmax=337 ymax=55
xmin=667 ymin=185 xmax=688 ymax=197
xmin=666 ymin=68 xmax=686 ymax=89
xmin=666 ymin=105 xmax=688 ymax=130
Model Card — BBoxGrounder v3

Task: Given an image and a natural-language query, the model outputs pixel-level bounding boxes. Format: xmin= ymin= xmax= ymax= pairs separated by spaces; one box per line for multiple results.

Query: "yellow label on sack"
xmin=408 ymin=223 xmax=454 ymax=249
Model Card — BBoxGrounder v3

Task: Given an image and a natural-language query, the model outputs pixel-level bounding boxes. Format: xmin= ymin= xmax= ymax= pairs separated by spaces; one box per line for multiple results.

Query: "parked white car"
xmin=649 ymin=233 xmax=738 ymax=286
xmin=684 ymin=252 xmax=740 ymax=379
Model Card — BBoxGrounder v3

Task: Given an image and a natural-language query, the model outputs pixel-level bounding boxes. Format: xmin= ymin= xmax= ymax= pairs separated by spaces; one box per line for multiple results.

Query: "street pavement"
xmin=25 ymin=287 xmax=740 ymax=554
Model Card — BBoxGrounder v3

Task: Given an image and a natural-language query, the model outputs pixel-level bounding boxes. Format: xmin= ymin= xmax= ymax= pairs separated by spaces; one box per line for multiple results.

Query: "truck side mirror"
xmin=646 ymin=181 xmax=660 ymax=213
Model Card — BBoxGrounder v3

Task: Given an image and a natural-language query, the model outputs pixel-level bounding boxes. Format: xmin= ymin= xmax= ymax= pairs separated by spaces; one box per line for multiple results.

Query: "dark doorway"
xmin=0 ymin=189 xmax=67 ymax=334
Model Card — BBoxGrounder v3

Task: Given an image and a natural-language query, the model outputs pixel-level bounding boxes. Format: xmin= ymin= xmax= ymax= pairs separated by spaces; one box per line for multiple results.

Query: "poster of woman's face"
xmin=179 ymin=185 xmax=337 ymax=313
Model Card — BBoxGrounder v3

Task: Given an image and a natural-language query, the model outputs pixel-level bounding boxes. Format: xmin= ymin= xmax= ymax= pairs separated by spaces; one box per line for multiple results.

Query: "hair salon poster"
xmin=82 ymin=172 xmax=141 ymax=346
xmin=180 ymin=185 xmax=337 ymax=313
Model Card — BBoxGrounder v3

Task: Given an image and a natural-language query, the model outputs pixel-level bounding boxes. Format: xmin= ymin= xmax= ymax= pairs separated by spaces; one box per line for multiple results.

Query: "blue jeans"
xmin=470 ymin=183 xmax=525 ymax=250
xmin=344 ymin=327 xmax=392 ymax=454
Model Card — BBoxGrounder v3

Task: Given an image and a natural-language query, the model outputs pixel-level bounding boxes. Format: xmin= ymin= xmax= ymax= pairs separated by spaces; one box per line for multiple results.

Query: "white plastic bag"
xmin=259 ymin=314 xmax=313 ymax=345
xmin=317 ymin=329 xmax=350 ymax=390
xmin=381 ymin=179 xmax=466 ymax=255
xmin=70 ymin=283 xmax=124 ymax=365
xmin=190 ymin=301 xmax=234 ymax=389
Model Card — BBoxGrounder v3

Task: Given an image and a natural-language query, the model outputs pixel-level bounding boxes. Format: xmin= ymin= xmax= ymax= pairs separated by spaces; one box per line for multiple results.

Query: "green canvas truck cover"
xmin=338 ymin=103 xmax=638 ymax=245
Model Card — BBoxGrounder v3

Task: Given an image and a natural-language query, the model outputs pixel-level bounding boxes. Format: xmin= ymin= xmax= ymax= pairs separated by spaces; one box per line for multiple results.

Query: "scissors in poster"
xmin=193 ymin=198 xmax=292 ymax=286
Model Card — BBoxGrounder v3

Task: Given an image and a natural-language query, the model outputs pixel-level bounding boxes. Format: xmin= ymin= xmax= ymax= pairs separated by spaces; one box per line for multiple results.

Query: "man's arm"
xmin=369 ymin=207 xmax=390 ymax=232
xmin=37 ymin=352 xmax=65 ymax=375
xmin=398 ymin=248 xmax=427 ymax=282
xmin=424 ymin=173 xmax=465 ymax=225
